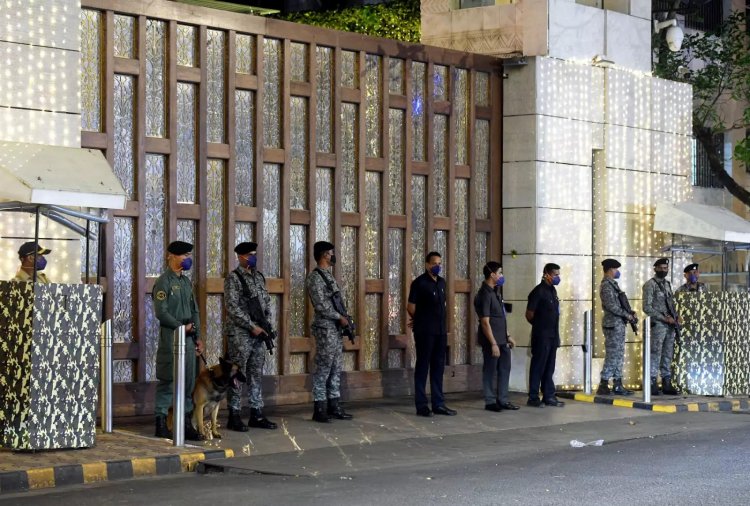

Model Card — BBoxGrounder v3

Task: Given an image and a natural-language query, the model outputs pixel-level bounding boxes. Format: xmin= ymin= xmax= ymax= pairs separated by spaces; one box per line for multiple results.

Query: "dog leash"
xmin=198 ymin=352 xmax=208 ymax=367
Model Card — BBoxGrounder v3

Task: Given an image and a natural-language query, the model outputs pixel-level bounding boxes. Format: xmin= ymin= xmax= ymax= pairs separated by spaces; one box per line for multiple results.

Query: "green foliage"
xmin=274 ymin=0 xmax=421 ymax=43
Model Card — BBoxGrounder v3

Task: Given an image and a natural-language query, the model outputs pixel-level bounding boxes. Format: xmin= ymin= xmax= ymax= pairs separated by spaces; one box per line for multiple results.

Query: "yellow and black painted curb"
xmin=557 ymin=392 xmax=750 ymax=413
xmin=0 ymin=448 xmax=233 ymax=494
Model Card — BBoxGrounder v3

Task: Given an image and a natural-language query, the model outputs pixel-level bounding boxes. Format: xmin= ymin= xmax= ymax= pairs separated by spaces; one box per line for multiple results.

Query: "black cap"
xmin=18 ymin=242 xmax=51 ymax=257
xmin=167 ymin=241 xmax=193 ymax=255
xmin=602 ymin=258 xmax=621 ymax=270
xmin=684 ymin=263 xmax=699 ymax=273
xmin=234 ymin=242 xmax=257 ymax=255
xmin=314 ymin=241 xmax=335 ymax=260
xmin=654 ymin=258 xmax=669 ymax=267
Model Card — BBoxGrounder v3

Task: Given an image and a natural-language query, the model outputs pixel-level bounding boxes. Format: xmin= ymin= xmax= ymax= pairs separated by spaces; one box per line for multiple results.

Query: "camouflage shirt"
xmin=600 ymin=277 xmax=631 ymax=328
xmin=224 ymin=267 xmax=271 ymax=335
xmin=306 ymin=267 xmax=343 ymax=329
xmin=675 ymin=282 xmax=707 ymax=293
xmin=12 ymin=269 xmax=50 ymax=283
xmin=642 ymin=277 xmax=674 ymax=324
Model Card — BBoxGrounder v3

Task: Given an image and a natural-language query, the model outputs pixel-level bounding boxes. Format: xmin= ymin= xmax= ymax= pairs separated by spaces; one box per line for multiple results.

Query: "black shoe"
xmin=227 ymin=408 xmax=249 ymax=432
xmin=416 ymin=407 xmax=432 ymax=417
xmin=612 ymin=379 xmax=634 ymax=396
xmin=651 ymin=378 xmax=661 ymax=396
xmin=527 ymin=398 xmax=544 ymax=407
xmin=543 ymin=398 xmax=565 ymax=407
xmin=661 ymin=377 xmax=680 ymax=396
xmin=184 ymin=413 xmax=205 ymax=441
xmin=327 ymin=398 xmax=353 ymax=420
xmin=154 ymin=415 xmax=172 ymax=439
xmin=248 ymin=408 xmax=277 ymax=430
xmin=596 ymin=380 xmax=611 ymax=395
xmin=485 ymin=403 xmax=502 ymax=412
xmin=498 ymin=402 xmax=520 ymax=410
xmin=312 ymin=400 xmax=331 ymax=423
xmin=433 ymin=405 xmax=457 ymax=416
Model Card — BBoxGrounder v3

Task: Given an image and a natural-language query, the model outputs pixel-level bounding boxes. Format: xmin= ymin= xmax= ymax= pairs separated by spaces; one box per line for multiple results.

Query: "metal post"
xmin=100 ymin=319 xmax=113 ymax=433
xmin=172 ymin=325 xmax=186 ymax=447
xmin=643 ymin=317 xmax=651 ymax=403
xmin=583 ymin=310 xmax=593 ymax=395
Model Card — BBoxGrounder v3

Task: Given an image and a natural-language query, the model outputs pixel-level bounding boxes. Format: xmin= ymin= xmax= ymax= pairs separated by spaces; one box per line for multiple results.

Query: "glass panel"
xmin=410 ymin=175 xmax=426 ymax=277
xmin=291 ymin=42 xmax=308 ymax=82
xmin=316 ymin=168 xmax=333 ymax=242
xmin=144 ymin=296 xmax=159 ymax=380
xmin=474 ymin=120 xmax=490 ymax=219
xmin=264 ymin=295 xmax=281 ymax=375
xmin=207 ymin=159 xmax=225 ymax=277
xmin=145 ymin=19 xmax=167 ymax=138
xmin=365 ymin=54 xmax=382 ymax=158
xmin=388 ymin=108 xmax=405 ymax=215
xmin=290 ymin=225 xmax=307 ymax=337
xmin=475 ymin=71 xmax=490 ymax=107
xmin=454 ymin=68 xmax=469 ymax=165
xmin=341 ymin=102 xmax=359 ymax=212
xmin=433 ymin=230 xmax=448 ymax=278
xmin=235 ymin=222 xmax=255 ymax=245
xmin=113 ymin=360 xmax=134 ymax=383
xmin=176 ymin=24 xmax=197 ymax=67
xmin=411 ymin=61 xmax=426 ymax=162
xmin=80 ymin=9 xmax=102 ymax=132
xmin=316 ymin=46 xmax=333 ymax=153
xmin=290 ymin=96 xmax=308 ymax=210
xmin=235 ymin=89 xmax=255 ymax=206
xmin=289 ymin=354 xmax=307 ymax=374
xmin=113 ymin=14 xmax=135 ymax=59
xmin=434 ymin=65 xmax=448 ymax=101
xmin=113 ymin=217 xmax=134 ymax=343
xmin=262 ymin=163 xmax=281 ymax=277
xmin=205 ymin=295 xmax=224 ymax=367
xmin=364 ymin=171 xmax=381 ymax=279
xmin=144 ymin=154 xmax=166 ymax=277
xmin=474 ymin=232 xmax=488 ymax=292
xmin=342 ymin=351 xmax=356 ymax=371
xmin=263 ymin=38 xmax=282 ymax=149
xmin=364 ymin=294 xmax=381 ymax=370
xmin=388 ymin=58 xmax=404 ymax=95
xmin=236 ymin=33 xmax=255 ymax=74
xmin=177 ymin=82 xmax=197 ymax=203
xmin=206 ymin=29 xmax=226 ymax=144
xmin=113 ymin=74 xmax=135 ymax=200
xmin=387 ymin=228 xmax=404 ymax=335
xmin=341 ymin=50 xmax=358 ymax=88
xmin=387 ymin=349 xmax=403 ymax=369
xmin=177 ymin=219 xmax=196 ymax=283
xmin=433 ymin=114 xmax=448 ymax=216
xmin=453 ymin=294 xmax=468 ymax=365
xmin=454 ymin=179 xmax=469 ymax=279
xmin=340 ymin=226 xmax=358 ymax=323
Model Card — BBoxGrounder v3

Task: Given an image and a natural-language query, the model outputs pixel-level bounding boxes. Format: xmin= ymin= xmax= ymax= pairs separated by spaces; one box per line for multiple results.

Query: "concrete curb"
xmin=0 ymin=448 xmax=233 ymax=494
xmin=557 ymin=392 xmax=750 ymax=413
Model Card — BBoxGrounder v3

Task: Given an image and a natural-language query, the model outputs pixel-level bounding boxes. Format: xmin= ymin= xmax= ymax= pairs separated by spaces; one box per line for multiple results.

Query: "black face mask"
xmin=330 ymin=254 xmax=337 ymax=265
xmin=655 ymin=271 xmax=668 ymax=279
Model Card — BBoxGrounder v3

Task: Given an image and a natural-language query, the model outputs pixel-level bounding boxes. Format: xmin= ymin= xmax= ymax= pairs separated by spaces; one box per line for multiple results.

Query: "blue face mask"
xmin=552 ymin=275 xmax=561 ymax=286
xmin=430 ymin=265 xmax=441 ymax=276
xmin=614 ymin=270 xmax=621 ymax=279
xmin=495 ymin=275 xmax=505 ymax=287
xmin=688 ymin=274 xmax=698 ymax=284
xmin=180 ymin=257 xmax=193 ymax=271
xmin=247 ymin=254 xmax=257 ymax=269
xmin=35 ymin=255 xmax=47 ymax=271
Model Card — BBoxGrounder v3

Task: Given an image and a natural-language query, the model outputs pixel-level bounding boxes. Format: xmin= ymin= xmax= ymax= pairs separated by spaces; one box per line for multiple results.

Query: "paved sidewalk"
xmin=557 ymin=391 xmax=750 ymax=413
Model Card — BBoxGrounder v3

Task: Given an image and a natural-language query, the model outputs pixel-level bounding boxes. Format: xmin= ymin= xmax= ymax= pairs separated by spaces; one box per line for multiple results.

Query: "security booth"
xmin=0 ymin=141 xmax=125 ymax=450
xmin=654 ymin=201 xmax=750 ymax=396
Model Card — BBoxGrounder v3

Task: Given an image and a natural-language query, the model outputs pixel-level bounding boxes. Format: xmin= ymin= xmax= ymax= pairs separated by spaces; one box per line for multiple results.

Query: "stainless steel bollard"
xmin=583 ymin=310 xmax=593 ymax=395
xmin=100 ymin=319 xmax=113 ymax=433
xmin=643 ymin=317 xmax=651 ymax=403
xmin=172 ymin=325 xmax=186 ymax=447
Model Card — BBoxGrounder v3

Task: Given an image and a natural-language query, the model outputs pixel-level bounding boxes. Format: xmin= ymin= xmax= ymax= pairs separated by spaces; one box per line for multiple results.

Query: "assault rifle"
xmin=234 ymin=270 xmax=277 ymax=355
xmin=663 ymin=292 xmax=682 ymax=346
xmin=616 ymin=292 xmax=639 ymax=334
xmin=315 ymin=268 xmax=356 ymax=344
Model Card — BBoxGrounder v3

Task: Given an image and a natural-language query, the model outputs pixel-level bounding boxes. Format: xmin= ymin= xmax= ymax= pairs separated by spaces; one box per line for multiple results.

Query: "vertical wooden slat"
xmin=490 ymin=70 xmax=503 ymax=260
xmin=103 ymin=9 xmax=116 ymax=333
xmin=280 ymin=38 xmax=292 ymax=376
xmin=446 ymin=65 xmax=456 ymax=366
xmin=403 ymin=58 xmax=414 ymax=368
xmin=226 ymin=30 xmax=237 ymax=277
xmin=380 ymin=54 xmax=390 ymax=369
xmin=467 ymin=69 xmax=478 ymax=365
xmin=135 ymin=15 xmax=147 ymax=381
xmin=167 ymin=21 xmax=178 ymax=255
xmin=197 ymin=26 xmax=208 ymax=341
xmin=356 ymin=49 xmax=366 ymax=372
xmin=332 ymin=45 xmax=344 ymax=372
xmin=306 ymin=41 xmax=318 ymax=374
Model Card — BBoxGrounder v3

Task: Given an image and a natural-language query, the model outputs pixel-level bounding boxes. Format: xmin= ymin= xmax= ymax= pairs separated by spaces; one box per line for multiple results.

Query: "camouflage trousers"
xmin=312 ymin=325 xmax=344 ymax=402
xmin=600 ymin=323 xmax=626 ymax=381
xmin=650 ymin=322 xmax=676 ymax=379
xmin=226 ymin=332 xmax=266 ymax=410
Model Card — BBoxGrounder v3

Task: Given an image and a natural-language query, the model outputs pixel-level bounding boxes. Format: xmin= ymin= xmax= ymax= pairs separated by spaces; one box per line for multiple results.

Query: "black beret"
xmin=167 ymin=241 xmax=193 ymax=255
xmin=602 ymin=258 xmax=621 ymax=270
xmin=683 ymin=263 xmax=699 ymax=273
xmin=654 ymin=258 xmax=669 ymax=267
xmin=18 ymin=241 xmax=51 ymax=257
xmin=314 ymin=241 xmax=335 ymax=259
xmin=234 ymin=242 xmax=257 ymax=255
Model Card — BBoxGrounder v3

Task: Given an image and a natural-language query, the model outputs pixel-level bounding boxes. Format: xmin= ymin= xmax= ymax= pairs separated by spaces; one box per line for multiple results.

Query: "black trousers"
xmin=414 ymin=333 xmax=447 ymax=409
xmin=528 ymin=338 xmax=558 ymax=401
xmin=482 ymin=344 xmax=511 ymax=404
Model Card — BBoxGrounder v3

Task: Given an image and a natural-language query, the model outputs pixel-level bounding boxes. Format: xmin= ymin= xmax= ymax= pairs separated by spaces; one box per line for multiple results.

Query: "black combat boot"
xmin=651 ymin=378 xmax=661 ymax=395
xmin=184 ymin=412 xmax=205 ymax=441
xmin=312 ymin=400 xmax=331 ymax=423
xmin=327 ymin=397 xmax=353 ymax=420
xmin=154 ymin=415 xmax=172 ymax=439
xmin=661 ymin=377 xmax=680 ymax=395
xmin=596 ymin=380 xmax=611 ymax=395
xmin=612 ymin=378 xmax=634 ymax=396
xmin=227 ymin=408 xmax=248 ymax=432
xmin=248 ymin=408 xmax=278 ymax=430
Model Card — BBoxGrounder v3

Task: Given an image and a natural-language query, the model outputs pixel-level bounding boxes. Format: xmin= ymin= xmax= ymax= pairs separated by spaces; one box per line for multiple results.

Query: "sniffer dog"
xmin=168 ymin=357 xmax=246 ymax=440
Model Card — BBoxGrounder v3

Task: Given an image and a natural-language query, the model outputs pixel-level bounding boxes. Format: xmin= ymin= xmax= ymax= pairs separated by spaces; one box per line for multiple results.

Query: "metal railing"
xmin=100 ymin=319 xmax=113 ymax=433
xmin=642 ymin=317 xmax=651 ymax=403
xmin=172 ymin=325 xmax=187 ymax=446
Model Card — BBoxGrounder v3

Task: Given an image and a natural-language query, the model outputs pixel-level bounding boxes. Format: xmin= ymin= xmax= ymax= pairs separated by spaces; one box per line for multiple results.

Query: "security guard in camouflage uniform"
xmin=597 ymin=259 xmax=636 ymax=396
xmin=153 ymin=241 xmax=204 ymax=440
xmin=676 ymin=263 xmax=707 ymax=293
xmin=642 ymin=258 xmax=680 ymax=395
xmin=225 ymin=241 xmax=277 ymax=432
xmin=306 ymin=241 xmax=353 ymax=423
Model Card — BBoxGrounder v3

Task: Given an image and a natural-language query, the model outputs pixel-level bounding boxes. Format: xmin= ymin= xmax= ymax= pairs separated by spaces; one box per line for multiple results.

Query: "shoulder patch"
xmin=155 ymin=290 xmax=167 ymax=301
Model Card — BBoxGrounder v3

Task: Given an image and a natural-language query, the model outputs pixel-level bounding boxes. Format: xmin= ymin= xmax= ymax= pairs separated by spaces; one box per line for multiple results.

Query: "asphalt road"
xmin=4 ymin=411 xmax=749 ymax=506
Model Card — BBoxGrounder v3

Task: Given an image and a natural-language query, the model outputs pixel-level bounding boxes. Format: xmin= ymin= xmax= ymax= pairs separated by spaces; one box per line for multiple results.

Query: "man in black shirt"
xmin=525 ymin=263 xmax=564 ymax=407
xmin=407 ymin=251 xmax=457 ymax=417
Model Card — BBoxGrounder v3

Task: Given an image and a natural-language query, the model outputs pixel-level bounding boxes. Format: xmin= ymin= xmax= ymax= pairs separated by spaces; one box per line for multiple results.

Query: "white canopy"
xmin=0 ymin=141 xmax=126 ymax=210
xmin=654 ymin=201 xmax=750 ymax=243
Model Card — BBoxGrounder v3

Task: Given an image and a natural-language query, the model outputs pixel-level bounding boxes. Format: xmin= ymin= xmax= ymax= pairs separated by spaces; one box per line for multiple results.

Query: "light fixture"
xmin=653 ymin=18 xmax=684 ymax=52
